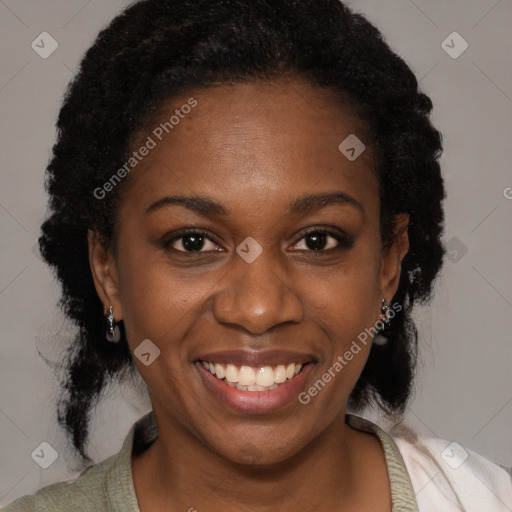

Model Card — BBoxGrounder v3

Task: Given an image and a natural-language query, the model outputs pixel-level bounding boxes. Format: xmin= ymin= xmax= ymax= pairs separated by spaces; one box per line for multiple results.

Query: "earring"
xmin=380 ymin=299 xmax=391 ymax=325
xmin=105 ymin=306 xmax=121 ymax=343
xmin=374 ymin=298 xmax=392 ymax=345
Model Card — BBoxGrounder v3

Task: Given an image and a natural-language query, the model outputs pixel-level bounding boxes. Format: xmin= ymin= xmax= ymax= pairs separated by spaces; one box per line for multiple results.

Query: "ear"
xmin=378 ymin=213 xmax=410 ymax=303
xmin=88 ymin=230 xmax=123 ymax=320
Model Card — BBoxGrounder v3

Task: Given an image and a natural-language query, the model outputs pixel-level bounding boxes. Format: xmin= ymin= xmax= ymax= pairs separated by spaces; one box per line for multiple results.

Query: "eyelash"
xmin=162 ymin=228 xmax=354 ymax=254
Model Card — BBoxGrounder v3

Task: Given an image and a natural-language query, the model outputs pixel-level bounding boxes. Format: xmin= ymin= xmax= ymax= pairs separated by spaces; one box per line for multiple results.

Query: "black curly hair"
xmin=39 ymin=0 xmax=445 ymax=465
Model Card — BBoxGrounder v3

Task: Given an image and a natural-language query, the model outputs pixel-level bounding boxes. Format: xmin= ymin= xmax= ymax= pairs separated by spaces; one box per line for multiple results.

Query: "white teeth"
xmin=201 ymin=361 xmax=305 ymax=390
xmin=274 ymin=365 xmax=287 ymax=383
xmin=214 ymin=363 xmax=225 ymax=379
xmin=225 ymin=364 xmax=239 ymax=383
xmin=238 ymin=366 xmax=256 ymax=386
xmin=255 ymin=366 xmax=275 ymax=387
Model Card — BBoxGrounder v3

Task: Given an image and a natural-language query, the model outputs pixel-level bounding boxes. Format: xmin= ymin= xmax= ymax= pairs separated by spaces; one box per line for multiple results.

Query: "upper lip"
xmin=195 ymin=349 xmax=315 ymax=367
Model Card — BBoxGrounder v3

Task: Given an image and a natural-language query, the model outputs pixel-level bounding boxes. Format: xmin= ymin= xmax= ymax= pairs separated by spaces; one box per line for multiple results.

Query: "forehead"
xmin=119 ymin=79 xmax=378 ymax=216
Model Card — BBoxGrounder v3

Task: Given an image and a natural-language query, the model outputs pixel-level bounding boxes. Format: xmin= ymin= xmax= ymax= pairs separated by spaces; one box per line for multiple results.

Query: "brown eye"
xmin=164 ymin=231 xmax=221 ymax=253
xmin=290 ymin=229 xmax=354 ymax=252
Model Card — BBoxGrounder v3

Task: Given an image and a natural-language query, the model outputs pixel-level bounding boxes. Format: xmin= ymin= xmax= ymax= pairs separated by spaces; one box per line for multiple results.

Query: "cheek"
xmin=118 ymin=259 xmax=204 ymax=355
xmin=301 ymin=244 xmax=382 ymax=336
xmin=115 ymin=255 xmax=212 ymax=419
xmin=295 ymin=241 xmax=382 ymax=406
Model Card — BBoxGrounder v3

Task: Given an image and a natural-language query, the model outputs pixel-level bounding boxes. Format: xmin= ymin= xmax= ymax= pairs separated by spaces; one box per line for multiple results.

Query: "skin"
xmin=89 ymin=78 xmax=409 ymax=512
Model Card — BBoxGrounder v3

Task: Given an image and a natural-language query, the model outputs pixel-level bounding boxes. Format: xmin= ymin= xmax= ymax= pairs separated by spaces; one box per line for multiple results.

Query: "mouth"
xmin=199 ymin=360 xmax=306 ymax=392
xmin=194 ymin=350 xmax=315 ymax=414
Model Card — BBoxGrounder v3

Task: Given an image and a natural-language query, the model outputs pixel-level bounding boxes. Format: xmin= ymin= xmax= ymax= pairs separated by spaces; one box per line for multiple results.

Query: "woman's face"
xmin=90 ymin=78 xmax=408 ymax=465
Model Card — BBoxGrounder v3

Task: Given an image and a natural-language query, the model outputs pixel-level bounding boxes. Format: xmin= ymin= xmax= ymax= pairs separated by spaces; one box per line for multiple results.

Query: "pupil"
xmin=306 ymin=232 xmax=327 ymax=250
xmin=183 ymin=234 xmax=205 ymax=251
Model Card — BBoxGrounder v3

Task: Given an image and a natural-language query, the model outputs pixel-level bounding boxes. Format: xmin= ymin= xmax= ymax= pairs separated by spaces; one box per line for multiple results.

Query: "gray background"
xmin=1 ymin=0 xmax=511 ymax=506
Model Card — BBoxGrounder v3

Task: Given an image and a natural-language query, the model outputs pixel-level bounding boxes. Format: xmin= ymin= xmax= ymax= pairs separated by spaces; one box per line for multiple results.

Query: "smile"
xmin=195 ymin=349 xmax=315 ymax=413
xmin=200 ymin=361 xmax=304 ymax=391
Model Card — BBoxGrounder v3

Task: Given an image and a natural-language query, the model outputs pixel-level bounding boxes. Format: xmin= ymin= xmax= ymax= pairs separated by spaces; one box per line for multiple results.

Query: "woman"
xmin=3 ymin=0 xmax=510 ymax=510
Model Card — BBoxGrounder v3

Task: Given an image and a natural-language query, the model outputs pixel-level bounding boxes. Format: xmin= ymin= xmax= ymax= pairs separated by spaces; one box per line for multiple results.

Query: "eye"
xmin=164 ymin=230 xmax=221 ymax=253
xmin=289 ymin=229 xmax=354 ymax=252
xmin=162 ymin=227 xmax=354 ymax=254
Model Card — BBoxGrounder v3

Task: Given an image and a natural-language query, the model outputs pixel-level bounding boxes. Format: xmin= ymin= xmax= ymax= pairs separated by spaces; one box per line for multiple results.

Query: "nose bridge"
xmin=212 ymin=245 xmax=303 ymax=335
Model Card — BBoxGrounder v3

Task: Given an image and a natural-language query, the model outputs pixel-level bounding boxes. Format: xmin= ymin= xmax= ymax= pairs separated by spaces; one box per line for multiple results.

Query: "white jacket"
xmin=392 ymin=427 xmax=512 ymax=511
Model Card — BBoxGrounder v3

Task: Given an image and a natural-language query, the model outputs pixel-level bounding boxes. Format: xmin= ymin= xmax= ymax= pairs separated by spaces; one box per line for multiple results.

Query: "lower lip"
xmin=196 ymin=362 xmax=314 ymax=414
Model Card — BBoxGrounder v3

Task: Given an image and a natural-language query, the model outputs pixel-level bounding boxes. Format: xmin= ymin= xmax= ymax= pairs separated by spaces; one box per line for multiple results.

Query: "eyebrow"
xmin=145 ymin=192 xmax=364 ymax=216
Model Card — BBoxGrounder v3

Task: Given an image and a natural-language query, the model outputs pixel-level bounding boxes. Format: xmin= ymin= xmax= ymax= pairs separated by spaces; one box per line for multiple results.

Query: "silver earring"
xmin=106 ymin=306 xmax=121 ymax=342
xmin=380 ymin=299 xmax=391 ymax=325
xmin=374 ymin=299 xmax=391 ymax=345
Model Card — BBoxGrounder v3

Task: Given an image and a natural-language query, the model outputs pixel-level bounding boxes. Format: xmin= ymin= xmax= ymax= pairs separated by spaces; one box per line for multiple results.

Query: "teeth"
xmin=225 ymin=364 xmax=239 ymax=383
xmin=274 ymin=365 xmax=287 ymax=383
xmin=214 ymin=363 xmax=225 ymax=379
xmin=201 ymin=361 xmax=304 ymax=390
xmin=255 ymin=366 xmax=274 ymax=387
xmin=238 ymin=366 xmax=256 ymax=386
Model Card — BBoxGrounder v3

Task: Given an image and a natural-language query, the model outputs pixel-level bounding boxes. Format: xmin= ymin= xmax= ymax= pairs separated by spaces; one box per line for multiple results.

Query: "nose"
xmin=212 ymin=249 xmax=304 ymax=335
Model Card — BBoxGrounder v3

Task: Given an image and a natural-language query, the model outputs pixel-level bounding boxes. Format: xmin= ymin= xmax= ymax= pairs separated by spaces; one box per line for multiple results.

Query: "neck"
xmin=132 ymin=409 xmax=389 ymax=512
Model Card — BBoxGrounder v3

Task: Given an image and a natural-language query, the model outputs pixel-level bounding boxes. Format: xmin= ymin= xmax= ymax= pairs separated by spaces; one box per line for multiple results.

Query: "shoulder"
xmin=1 ymin=413 xmax=153 ymax=512
xmin=1 ymin=452 xmax=119 ymax=512
xmin=1 ymin=495 xmax=34 ymax=512
xmin=390 ymin=424 xmax=512 ymax=511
